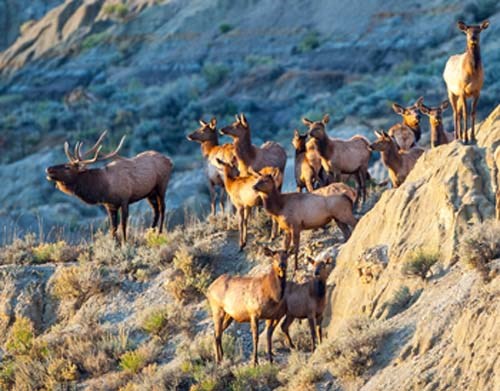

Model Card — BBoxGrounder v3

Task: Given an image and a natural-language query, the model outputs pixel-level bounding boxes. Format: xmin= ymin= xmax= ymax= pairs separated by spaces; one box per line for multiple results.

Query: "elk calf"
xmin=46 ymin=131 xmax=173 ymax=242
xmin=418 ymin=100 xmax=454 ymax=147
xmin=187 ymin=117 xmax=234 ymax=215
xmin=389 ymin=97 xmax=423 ymax=149
xmin=304 ymin=114 xmax=370 ymax=207
xmin=206 ymin=248 xmax=288 ymax=365
xmin=443 ymin=20 xmax=489 ymax=143
xmin=253 ymin=174 xmax=357 ymax=271
xmin=369 ymin=131 xmax=424 ymax=188
xmin=292 ymin=129 xmax=320 ymax=192
xmin=280 ymin=256 xmax=334 ymax=351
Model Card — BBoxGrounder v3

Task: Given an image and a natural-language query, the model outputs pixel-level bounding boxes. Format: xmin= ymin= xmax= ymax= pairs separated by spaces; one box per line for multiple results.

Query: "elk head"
xmin=303 ymin=114 xmax=329 ymax=140
xmin=392 ymin=97 xmax=423 ymax=129
xmin=292 ymin=129 xmax=307 ymax=152
xmin=215 ymin=158 xmax=239 ymax=179
xmin=252 ymin=174 xmax=276 ymax=195
xmin=457 ymin=20 xmax=489 ymax=49
xmin=46 ymin=131 xmax=125 ymax=190
xmin=220 ymin=114 xmax=250 ymax=139
xmin=307 ymin=256 xmax=335 ymax=280
xmin=369 ymin=130 xmax=393 ymax=152
xmin=419 ymin=100 xmax=449 ymax=127
xmin=187 ymin=117 xmax=218 ymax=143
xmin=263 ymin=247 xmax=288 ymax=279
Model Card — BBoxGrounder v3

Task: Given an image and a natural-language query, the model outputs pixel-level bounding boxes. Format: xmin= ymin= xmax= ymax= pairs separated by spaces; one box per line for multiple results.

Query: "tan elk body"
xmin=292 ymin=130 xmax=320 ymax=192
xmin=206 ymin=248 xmax=288 ymax=365
xmin=388 ymin=97 xmax=423 ymax=150
xmin=419 ymin=100 xmax=455 ymax=147
xmin=443 ymin=20 xmax=489 ymax=143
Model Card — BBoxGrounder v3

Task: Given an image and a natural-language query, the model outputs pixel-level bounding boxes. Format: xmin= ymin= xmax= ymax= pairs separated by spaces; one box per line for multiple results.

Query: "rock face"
xmin=324 ymin=106 xmax=500 ymax=390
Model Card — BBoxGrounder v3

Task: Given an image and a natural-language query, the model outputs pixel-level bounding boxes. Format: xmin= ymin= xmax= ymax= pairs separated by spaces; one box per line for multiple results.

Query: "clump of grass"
xmin=32 ymin=241 xmax=79 ymax=263
xmin=165 ymin=246 xmax=212 ymax=303
xmin=103 ymin=3 xmax=129 ymax=19
xmin=219 ymin=23 xmax=233 ymax=34
xmin=202 ymin=63 xmax=229 ymax=87
xmin=5 ymin=316 xmax=34 ymax=355
xmin=119 ymin=342 xmax=160 ymax=375
xmin=0 ymin=234 xmax=37 ymax=265
xmin=296 ymin=31 xmax=320 ymax=53
xmin=231 ymin=363 xmax=280 ymax=390
xmin=140 ymin=303 xmax=192 ymax=339
xmin=318 ymin=317 xmax=392 ymax=380
xmin=401 ymin=250 xmax=439 ymax=281
xmin=279 ymin=350 xmax=324 ymax=390
xmin=81 ymin=32 xmax=109 ymax=50
xmin=46 ymin=358 xmax=79 ymax=385
xmin=0 ymin=359 xmax=15 ymax=389
xmin=144 ymin=228 xmax=169 ymax=248
xmin=459 ymin=219 xmax=500 ymax=281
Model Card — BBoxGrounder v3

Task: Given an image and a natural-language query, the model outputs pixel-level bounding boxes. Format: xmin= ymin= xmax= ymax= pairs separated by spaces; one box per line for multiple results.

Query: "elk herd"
xmin=44 ymin=20 xmax=493 ymax=365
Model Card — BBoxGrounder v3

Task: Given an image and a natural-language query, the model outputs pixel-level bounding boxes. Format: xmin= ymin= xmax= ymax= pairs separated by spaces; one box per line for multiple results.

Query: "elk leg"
xmin=292 ymin=228 xmax=300 ymax=272
xmin=335 ymin=219 xmax=352 ymax=242
xmin=250 ymin=316 xmax=260 ymax=366
xmin=212 ymin=307 xmax=225 ymax=363
xmin=307 ymin=315 xmax=317 ymax=351
xmin=209 ymin=181 xmax=216 ymax=216
xmin=448 ymin=92 xmax=459 ymax=140
xmin=238 ymin=207 xmax=245 ymax=251
xmin=219 ymin=186 xmax=226 ymax=215
xmin=471 ymin=95 xmax=479 ymax=143
xmin=243 ymin=206 xmax=251 ymax=247
xmin=147 ymin=196 xmax=160 ymax=229
xmin=106 ymin=206 xmax=119 ymax=242
xmin=280 ymin=315 xmax=296 ymax=349
xmin=265 ymin=319 xmax=276 ymax=363
xmin=316 ymin=315 xmax=323 ymax=344
xmin=156 ymin=194 xmax=166 ymax=233
xmin=120 ymin=203 xmax=129 ymax=243
xmin=222 ymin=314 xmax=233 ymax=332
xmin=459 ymin=95 xmax=468 ymax=143
xmin=283 ymin=231 xmax=291 ymax=252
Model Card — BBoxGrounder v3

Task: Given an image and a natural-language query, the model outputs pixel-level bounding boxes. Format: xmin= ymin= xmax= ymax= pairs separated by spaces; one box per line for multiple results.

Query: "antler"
xmin=76 ymin=130 xmax=108 ymax=160
xmin=63 ymin=131 xmax=125 ymax=165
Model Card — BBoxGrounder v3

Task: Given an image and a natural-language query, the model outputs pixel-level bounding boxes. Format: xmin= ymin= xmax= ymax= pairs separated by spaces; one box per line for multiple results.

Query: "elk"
xmin=304 ymin=114 xmax=370 ymax=206
xmin=418 ymin=100 xmax=454 ymax=147
xmin=220 ymin=114 xmax=287 ymax=178
xmin=206 ymin=247 xmax=288 ymax=365
xmin=389 ymin=97 xmax=424 ymax=149
xmin=45 ymin=131 xmax=173 ymax=242
xmin=280 ymin=256 xmax=334 ymax=351
xmin=216 ymin=159 xmax=282 ymax=250
xmin=369 ymin=130 xmax=424 ymax=188
xmin=313 ymin=182 xmax=357 ymax=205
xmin=292 ymin=129 xmax=320 ymax=192
xmin=187 ymin=117 xmax=235 ymax=215
xmin=253 ymin=174 xmax=357 ymax=271
xmin=443 ymin=20 xmax=489 ymax=144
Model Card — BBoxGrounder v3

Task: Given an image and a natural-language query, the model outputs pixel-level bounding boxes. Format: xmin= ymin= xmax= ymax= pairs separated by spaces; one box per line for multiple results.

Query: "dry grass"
xmin=459 ymin=219 xmax=500 ymax=281
xmin=278 ymin=350 xmax=324 ymax=390
xmin=401 ymin=250 xmax=439 ymax=281
xmin=140 ymin=302 xmax=193 ymax=340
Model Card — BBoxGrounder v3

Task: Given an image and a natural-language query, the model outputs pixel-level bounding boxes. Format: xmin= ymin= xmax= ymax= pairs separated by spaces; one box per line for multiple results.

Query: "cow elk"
xmin=187 ymin=117 xmax=234 ymax=215
xmin=292 ymin=129 xmax=320 ymax=192
xmin=389 ymin=97 xmax=424 ymax=150
xmin=253 ymin=174 xmax=357 ymax=271
xmin=206 ymin=247 xmax=288 ymax=365
xmin=45 ymin=131 xmax=173 ymax=242
xmin=280 ymin=256 xmax=334 ymax=351
xmin=304 ymin=114 xmax=370 ymax=207
xmin=220 ymin=114 xmax=287 ymax=178
xmin=443 ymin=20 xmax=489 ymax=143
xmin=313 ymin=182 xmax=357 ymax=206
xmin=369 ymin=130 xmax=424 ymax=188
xmin=418 ymin=100 xmax=454 ymax=147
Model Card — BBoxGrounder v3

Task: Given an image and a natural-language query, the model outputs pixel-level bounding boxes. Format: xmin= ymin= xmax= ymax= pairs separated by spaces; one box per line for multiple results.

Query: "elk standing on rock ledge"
xmin=443 ymin=20 xmax=489 ymax=144
xmin=45 ymin=131 xmax=173 ymax=242
xmin=418 ymin=100 xmax=455 ymax=147
xmin=388 ymin=97 xmax=423 ymax=150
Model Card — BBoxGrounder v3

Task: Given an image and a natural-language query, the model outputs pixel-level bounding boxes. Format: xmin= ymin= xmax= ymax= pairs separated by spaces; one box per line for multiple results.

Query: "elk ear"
xmin=293 ymin=129 xmax=300 ymax=138
xmin=302 ymin=118 xmax=313 ymax=126
xmin=419 ymin=103 xmax=431 ymax=114
xmin=415 ymin=96 xmax=424 ymax=106
xmin=239 ymin=114 xmax=248 ymax=128
xmin=306 ymin=256 xmax=315 ymax=266
xmin=480 ymin=20 xmax=489 ymax=30
xmin=199 ymin=119 xmax=207 ymax=127
xmin=209 ymin=117 xmax=217 ymax=129
xmin=262 ymin=247 xmax=275 ymax=258
xmin=325 ymin=256 xmax=334 ymax=265
xmin=234 ymin=114 xmax=240 ymax=123
xmin=440 ymin=100 xmax=450 ymax=111
xmin=457 ymin=21 xmax=467 ymax=32
xmin=382 ymin=131 xmax=390 ymax=138
xmin=374 ymin=130 xmax=383 ymax=138
xmin=322 ymin=114 xmax=330 ymax=125
xmin=392 ymin=103 xmax=405 ymax=115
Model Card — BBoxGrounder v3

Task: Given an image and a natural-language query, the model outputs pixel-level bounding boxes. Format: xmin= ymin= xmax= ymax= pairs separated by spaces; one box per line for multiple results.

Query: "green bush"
xmin=103 ymin=3 xmax=129 ymax=19
xmin=5 ymin=317 xmax=34 ymax=355
xmin=81 ymin=32 xmax=109 ymax=50
xmin=297 ymin=31 xmax=320 ymax=53
xmin=401 ymin=250 xmax=439 ymax=281
xmin=231 ymin=363 xmax=280 ymax=390
xmin=202 ymin=63 xmax=229 ymax=87
xmin=119 ymin=350 xmax=147 ymax=374
xmin=219 ymin=23 xmax=233 ymax=34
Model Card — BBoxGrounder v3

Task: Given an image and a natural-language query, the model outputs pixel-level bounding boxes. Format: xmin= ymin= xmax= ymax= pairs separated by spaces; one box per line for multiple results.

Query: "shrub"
xmin=296 ymin=31 xmax=320 ymax=53
xmin=0 ymin=234 xmax=37 ymax=265
xmin=81 ymin=32 xmax=109 ymax=50
xmin=202 ymin=63 xmax=229 ymax=87
xmin=459 ymin=220 xmax=500 ymax=281
xmin=318 ymin=317 xmax=392 ymax=380
xmin=279 ymin=351 xmax=323 ymax=390
xmin=401 ymin=250 xmax=439 ymax=281
xmin=5 ymin=317 xmax=34 ymax=355
xmin=103 ymin=3 xmax=129 ymax=19
xmin=219 ymin=23 xmax=233 ymax=34
xmin=144 ymin=229 xmax=169 ymax=248
xmin=32 ymin=241 xmax=79 ymax=263
xmin=0 ymin=359 xmax=15 ymax=389
xmin=231 ymin=363 xmax=280 ymax=390
xmin=120 ymin=350 xmax=148 ymax=374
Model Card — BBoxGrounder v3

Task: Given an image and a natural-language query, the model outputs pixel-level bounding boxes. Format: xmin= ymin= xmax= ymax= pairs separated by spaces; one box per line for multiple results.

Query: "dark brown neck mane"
xmin=381 ymin=141 xmax=402 ymax=171
xmin=199 ymin=133 xmax=219 ymax=158
xmin=60 ymin=169 xmax=110 ymax=205
xmin=260 ymin=187 xmax=284 ymax=216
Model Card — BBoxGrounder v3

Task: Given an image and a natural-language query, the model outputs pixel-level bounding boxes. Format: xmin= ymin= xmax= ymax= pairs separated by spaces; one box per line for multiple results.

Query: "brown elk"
xmin=220 ymin=114 xmax=287 ymax=178
xmin=443 ymin=20 xmax=489 ymax=143
xmin=304 ymin=114 xmax=370 ymax=206
xmin=313 ymin=182 xmax=357 ymax=205
xmin=206 ymin=247 xmax=288 ymax=365
xmin=45 ymin=131 xmax=172 ymax=242
xmin=292 ymin=129 xmax=320 ymax=192
xmin=418 ymin=100 xmax=454 ymax=147
xmin=216 ymin=159 xmax=282 ymax=250
xmin=187 ymin=117 xmax=235 ymax=215
xmin=253 ymin=174 xmax=357 ymax=271
xmin=280 ymin=256 xmax=334 ymax=351
xmin=369 ymin=131 xmax=424 ymax=188
xmin=389 ymin=97 xmax=424 ymax=149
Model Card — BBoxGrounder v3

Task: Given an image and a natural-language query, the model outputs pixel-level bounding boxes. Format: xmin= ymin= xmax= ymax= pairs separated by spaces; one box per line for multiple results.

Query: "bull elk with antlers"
xmin=45 ymin=131 xmax=173 ymax=242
